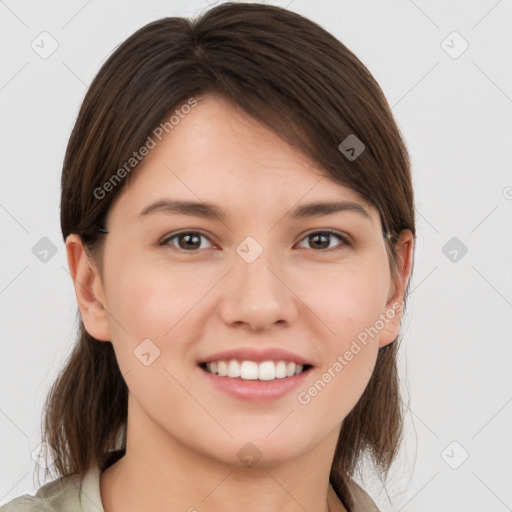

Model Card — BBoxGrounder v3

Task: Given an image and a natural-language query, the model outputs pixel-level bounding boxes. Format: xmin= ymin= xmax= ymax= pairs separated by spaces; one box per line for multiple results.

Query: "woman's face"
xmin=72 ymin=93 xmax=411 ymax=467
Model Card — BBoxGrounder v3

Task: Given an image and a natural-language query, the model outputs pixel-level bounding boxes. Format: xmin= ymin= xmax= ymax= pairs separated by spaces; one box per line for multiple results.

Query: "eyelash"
xmin=159 ymin=230 xmax=351 ymax=253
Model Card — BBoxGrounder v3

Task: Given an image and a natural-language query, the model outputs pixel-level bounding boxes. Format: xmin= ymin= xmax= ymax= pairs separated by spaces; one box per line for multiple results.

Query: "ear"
xmin=378 ymin=229 xmax=414 ymax=348
xmin=65 ymin=234 xmax=111 ymax=341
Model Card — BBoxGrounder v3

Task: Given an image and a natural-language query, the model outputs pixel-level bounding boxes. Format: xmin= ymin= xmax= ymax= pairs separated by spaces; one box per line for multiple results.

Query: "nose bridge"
xmin=221 ymin=233 xmax=296 ymax=330
xmin=235 ymin=233 xmax=283 ymax=301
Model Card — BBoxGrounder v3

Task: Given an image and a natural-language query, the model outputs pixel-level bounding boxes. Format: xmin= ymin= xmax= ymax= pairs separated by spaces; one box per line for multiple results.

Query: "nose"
xmin=219 ymin=245 xmax=298 ymax=332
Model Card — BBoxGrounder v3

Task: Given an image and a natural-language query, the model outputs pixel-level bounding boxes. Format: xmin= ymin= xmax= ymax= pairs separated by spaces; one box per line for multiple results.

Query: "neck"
xmin=100 ymin=394 xmax=347 ymax=512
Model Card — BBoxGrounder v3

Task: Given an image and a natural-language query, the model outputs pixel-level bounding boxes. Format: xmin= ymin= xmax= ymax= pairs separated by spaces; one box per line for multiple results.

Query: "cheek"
xmin=295 ymin=270 xmax=385 ymax=417
xmin=104 ymin=254 xmax=192 ymax=333
xmin=293 ymin=261 xmax=387 ymax=410
xmin=102 ymin=261 xmax=200 ymax=410
xmin=297 ymin=346 xmax=378 ymax=430
xmin=103 ymin=256 xmax=215 ymax=370
xmin=297 ymin=260 xmax=390 ymax=345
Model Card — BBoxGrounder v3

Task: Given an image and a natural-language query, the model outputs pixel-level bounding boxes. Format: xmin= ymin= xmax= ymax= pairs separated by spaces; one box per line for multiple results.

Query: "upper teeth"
xmin=205 ymin=360 xmax=304 ymax=380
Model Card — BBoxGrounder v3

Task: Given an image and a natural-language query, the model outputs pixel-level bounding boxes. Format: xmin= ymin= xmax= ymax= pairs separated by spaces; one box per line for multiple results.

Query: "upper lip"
xmin=199 ymin=347 xmax=313 ymax=366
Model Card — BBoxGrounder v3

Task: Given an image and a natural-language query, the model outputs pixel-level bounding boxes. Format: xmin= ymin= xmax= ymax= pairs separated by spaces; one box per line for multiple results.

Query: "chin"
xmin=205 ymin=431 xmax=315 ymax=468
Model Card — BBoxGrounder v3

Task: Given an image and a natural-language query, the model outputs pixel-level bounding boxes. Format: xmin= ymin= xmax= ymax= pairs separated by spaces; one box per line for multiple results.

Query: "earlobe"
xmin=378 ymin=230 xmax=415 ymax=348
xmin=65 ymin=234 xmax=111 ymax=341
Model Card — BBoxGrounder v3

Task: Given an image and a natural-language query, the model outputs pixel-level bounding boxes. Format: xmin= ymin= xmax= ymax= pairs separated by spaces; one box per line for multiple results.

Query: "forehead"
xmin=109 ymin=94 xmax=378 ymax=227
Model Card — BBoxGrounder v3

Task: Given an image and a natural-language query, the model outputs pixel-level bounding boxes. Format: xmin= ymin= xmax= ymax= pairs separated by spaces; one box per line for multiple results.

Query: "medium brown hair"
xmin=40 ymin=2 xmax=415 ymax=508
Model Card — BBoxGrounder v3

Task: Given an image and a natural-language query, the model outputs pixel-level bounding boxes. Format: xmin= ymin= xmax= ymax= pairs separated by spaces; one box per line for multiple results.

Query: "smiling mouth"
xmin=198 ymin=360 xmax=313 ymax=381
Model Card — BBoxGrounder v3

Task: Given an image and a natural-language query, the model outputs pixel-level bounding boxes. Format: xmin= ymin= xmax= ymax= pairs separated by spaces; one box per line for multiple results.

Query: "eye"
xmin=160 ymin=231 xmax=215 ymax=251
xmin=295 ymin=230 xmax=350 ymax=252
xmin=160 ymin=230 xmax=350 ymax=253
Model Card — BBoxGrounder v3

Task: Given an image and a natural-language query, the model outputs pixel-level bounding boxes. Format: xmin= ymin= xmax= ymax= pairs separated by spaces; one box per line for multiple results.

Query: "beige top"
xmin=1 ymin=449 xmax=380 ymax=512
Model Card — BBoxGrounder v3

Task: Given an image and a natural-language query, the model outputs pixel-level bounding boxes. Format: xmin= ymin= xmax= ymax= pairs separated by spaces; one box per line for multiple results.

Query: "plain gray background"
xmin=1 ymin=1 xmax=511 ymax=510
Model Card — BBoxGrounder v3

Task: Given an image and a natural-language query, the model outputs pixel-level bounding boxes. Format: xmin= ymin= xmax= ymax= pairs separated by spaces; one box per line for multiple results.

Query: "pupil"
xmin=311 ymin=233 xmax=329 ymax=249
xmin=180 ymin=233 xmax=200 ymax=250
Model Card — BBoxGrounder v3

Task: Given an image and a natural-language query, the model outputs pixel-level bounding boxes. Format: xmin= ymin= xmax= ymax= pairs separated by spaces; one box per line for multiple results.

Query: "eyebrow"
xmin=137 ymin=199 xmax=372 ymax=223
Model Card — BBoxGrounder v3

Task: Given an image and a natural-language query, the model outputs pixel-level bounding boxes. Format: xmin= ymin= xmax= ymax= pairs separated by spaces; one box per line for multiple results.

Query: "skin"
xmin=66 ymin=93 xmax=414 ymax=512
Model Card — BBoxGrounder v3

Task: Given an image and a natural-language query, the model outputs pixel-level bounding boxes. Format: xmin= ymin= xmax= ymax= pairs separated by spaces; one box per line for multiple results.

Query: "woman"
xmin=1 ymin=2 xmax=415 ymax=511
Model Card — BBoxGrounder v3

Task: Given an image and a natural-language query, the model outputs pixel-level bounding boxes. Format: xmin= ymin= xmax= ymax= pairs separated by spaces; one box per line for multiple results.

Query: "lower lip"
xmin=198 ymin=365 xmax=312 ymax=402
